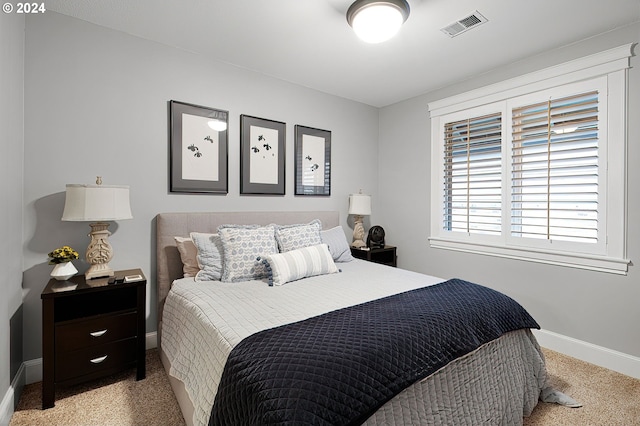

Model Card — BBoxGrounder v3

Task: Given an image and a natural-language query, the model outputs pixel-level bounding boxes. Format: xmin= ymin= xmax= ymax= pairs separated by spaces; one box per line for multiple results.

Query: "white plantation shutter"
xmin=443 ymin=112 xmax=502 ymax=235
xmin=511 ymin=91 xmax=599 ymax=243
xmin=430 ymin=45 xmax=631 ymax=274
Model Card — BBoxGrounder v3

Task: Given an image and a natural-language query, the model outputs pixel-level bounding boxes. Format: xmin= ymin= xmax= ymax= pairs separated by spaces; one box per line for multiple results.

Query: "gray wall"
xmin=378 ymin=23 xmax=640 ymax=358
xmin=16 ymin=11 xmax=640 ymax=367
xmin=0 ymin=9 xmax=25 ymax=417
xmin=21 ymin=12 xmax=379 ymax=361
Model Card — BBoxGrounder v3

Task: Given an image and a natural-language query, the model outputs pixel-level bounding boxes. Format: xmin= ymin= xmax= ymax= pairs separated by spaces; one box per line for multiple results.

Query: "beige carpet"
xmin=524 ymin=348 xmax=640 ymax=426
xmin=10 ymin=348 xmax=640 ymax=425
xmin=10 ymin=350 xmax=185 ymax=426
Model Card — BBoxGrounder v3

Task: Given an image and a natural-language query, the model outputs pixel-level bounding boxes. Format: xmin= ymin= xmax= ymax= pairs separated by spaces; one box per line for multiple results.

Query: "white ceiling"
xmin=45 ymin=0 xmax=640 ymax=107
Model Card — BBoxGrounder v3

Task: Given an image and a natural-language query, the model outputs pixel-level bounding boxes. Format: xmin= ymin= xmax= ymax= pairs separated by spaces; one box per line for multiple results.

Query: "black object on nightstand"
xmin=41 ymin=268 xmax=146 ymax=409
xmin=351 ymin=245 xmax=397 ymax=267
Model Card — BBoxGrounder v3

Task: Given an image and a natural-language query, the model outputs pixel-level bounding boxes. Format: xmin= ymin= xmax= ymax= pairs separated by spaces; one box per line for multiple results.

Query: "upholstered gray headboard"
xmin=156 ymin=211 xmax=340 ymax=328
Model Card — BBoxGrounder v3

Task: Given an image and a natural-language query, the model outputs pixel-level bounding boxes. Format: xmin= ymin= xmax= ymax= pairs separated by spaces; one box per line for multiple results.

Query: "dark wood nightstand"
xmin=41 ymin=268 xmax=146 ymax=409
xmin=351 ymin=245 xmax=397 ymax=267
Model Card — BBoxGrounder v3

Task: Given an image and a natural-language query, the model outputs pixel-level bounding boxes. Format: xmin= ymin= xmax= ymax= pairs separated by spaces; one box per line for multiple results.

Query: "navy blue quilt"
xmin=209 ymin=278 xmax=539 ymax=425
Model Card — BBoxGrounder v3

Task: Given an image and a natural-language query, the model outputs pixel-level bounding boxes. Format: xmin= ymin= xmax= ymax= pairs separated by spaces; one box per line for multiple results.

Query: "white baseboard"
xmin=24 ymin=358 xmax=42 ymax=385
xmin=146 ymin=331 xmax=158 ymax=351
xmin=0 ymin=387 xmax=13 ymax=426
xmin=24 ymin=331 xmax=159 ymax=386
xmin=533 ymin=329 xmax=640 ymax=379
xmin=0 ymin=362 xmax=26 ymax=426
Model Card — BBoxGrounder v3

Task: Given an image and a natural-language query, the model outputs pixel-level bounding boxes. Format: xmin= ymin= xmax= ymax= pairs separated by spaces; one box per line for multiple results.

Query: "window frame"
xmin=428 ymin=44 xmax=632 ymax=275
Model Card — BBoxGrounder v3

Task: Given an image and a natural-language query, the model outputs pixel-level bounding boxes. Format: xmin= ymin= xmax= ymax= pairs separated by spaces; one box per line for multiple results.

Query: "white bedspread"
xmin=161 ymin=260 xmax=444 ymax=426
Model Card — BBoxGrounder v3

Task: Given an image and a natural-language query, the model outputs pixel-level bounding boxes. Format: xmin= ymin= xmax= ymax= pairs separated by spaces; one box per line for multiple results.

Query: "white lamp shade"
xmin=349 ymin=193 xmax=372 ymax=215
xmin=62 ymin=184 xmax=133 ymax=221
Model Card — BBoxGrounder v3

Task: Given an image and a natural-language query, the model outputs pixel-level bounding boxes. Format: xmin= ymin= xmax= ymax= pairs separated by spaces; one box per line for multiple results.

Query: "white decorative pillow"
xmin=321 ymin=226 xmax=355 ymax=262
xmin=274 ymin=219 xmax=322 ymax=252
xmin=174 ymin=236 xmax=200 ymax=277
xmin=189 ymin=232 xmax=224 ymax=282
xmin=217 ymin=225 xmax=278 ymax=283
xmin=261 ymin=243 xmax=338 ymax=286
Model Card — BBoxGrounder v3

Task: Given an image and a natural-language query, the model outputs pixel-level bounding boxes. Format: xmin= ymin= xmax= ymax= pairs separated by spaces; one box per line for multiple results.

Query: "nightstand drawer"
xmin=56 ymin=311 xmax=138 ymax=353
xmin=55 ymin=337 xmax=137 ymax=382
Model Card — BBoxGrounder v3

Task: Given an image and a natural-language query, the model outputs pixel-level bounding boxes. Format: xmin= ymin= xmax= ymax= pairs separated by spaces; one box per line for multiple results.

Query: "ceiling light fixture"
xmin=347 ymin=0 xmax=410 ymax=44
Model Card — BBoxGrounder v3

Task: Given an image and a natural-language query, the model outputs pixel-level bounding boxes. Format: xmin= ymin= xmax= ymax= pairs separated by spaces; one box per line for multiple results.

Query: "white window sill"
xmin=428 ymin=237 xmax=630 ymax=275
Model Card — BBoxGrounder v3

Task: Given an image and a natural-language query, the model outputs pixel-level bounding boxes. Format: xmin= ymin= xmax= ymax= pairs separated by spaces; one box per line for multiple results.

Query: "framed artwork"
xmin=240 ymin=115 xmax=286 ymax=195
xmin=294 ymin=125 xmax=331 ymax=196
xmin=169 ymin=100 xmax=229 ymax=193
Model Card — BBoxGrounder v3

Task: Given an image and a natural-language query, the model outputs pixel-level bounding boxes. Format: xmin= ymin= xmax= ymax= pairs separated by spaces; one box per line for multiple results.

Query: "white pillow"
xmin=174 ymin=236 xmax=200 ymax=277
xmin=189 ymin=232 xmax=224 ymax=281
xmin=320 ymin=226 xmax=355 ymax=262
xmin=274 ymin=219 xmax=322 ymax=252
xmin=261 ymin=243 xmax=338 ymax=286
xmin=217 ymin=225 xmax=278 ymax=283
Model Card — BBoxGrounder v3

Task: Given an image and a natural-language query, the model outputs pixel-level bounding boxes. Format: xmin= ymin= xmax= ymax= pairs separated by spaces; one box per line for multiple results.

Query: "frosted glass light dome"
xmin=347 ymin=0 xmax=410 ymax=44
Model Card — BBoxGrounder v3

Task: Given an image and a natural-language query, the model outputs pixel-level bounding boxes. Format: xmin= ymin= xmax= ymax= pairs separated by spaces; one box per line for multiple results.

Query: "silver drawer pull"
xmin=90 ymin=329 xmax=108 ymax=337
xmin=90 ymin=355 xmax=108 ymax=364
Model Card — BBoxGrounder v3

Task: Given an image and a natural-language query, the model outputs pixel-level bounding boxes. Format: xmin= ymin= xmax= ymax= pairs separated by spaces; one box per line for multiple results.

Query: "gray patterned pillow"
xmin=274 ymin=219 xmax=322 ymax=253
xmin=217 ymin=225 xmax=278 ymax=283
xmin=189 ymin=232 xmax=224 ymax=281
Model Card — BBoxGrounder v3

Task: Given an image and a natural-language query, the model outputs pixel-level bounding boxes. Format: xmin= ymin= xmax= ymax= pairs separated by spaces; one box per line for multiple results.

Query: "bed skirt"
xmin=161 ymin=328 xmax=546 ymax=426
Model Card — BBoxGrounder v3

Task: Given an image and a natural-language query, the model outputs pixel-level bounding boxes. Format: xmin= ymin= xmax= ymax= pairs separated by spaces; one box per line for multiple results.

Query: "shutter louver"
xmin=511 ymin=91 xmax=599 ymax=243
xmin=443 ymin=112 xmax=502 ymax=235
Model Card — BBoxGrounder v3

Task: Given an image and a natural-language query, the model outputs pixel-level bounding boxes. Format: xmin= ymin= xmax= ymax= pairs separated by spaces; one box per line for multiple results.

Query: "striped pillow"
xmin=261 ymin=243 xmax=338 ymax=286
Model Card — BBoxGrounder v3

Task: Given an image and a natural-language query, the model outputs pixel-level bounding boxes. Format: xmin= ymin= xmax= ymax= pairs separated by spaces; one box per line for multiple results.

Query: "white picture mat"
xmin=249 ymin=125 xmax=279 ymax=184
xmin=181 ymin=114 xmax=219 ymax=182
xmin=302 ymin=134 xmax=325 ymax=187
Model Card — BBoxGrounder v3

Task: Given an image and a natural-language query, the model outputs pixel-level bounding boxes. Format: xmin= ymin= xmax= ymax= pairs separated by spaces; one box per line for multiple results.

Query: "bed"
xmin=156 ymin=211 xmax=548 ymax=426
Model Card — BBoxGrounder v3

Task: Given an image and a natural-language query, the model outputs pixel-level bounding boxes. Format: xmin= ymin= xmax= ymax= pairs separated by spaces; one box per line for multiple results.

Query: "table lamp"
xmin=349 ymin=191 xmax=371 ymax=248
xmin=61 ymin=177 xmax=133 ymax=279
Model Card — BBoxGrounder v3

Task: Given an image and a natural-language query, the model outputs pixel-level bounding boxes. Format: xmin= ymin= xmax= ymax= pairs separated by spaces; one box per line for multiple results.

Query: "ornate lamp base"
xmin=85 ymin=222 xmax=115 ymax=279
xmin=85 ymin=263 xmax=114 ymax=280
xmin=351 ymin=215 xmax=367 ymax=248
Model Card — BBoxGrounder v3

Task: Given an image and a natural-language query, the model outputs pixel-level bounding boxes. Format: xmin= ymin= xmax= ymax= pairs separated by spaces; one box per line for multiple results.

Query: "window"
xmin=444 ymin=112 xmax=502 ymax=236
xmin=429 ymin=45 xmax=631 ymax=274
xmin=510 ymin=90 xmax=600 ymax=245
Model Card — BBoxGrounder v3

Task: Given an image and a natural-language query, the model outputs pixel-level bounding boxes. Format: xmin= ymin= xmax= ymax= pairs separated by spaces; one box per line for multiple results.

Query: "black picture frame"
xmin=169 ymin=100 xmax=229 ymax=193
xmin=240 ymin=115 xmax=286 ymax=195
xmin=294 ymin=125 xmax=331 ymax=196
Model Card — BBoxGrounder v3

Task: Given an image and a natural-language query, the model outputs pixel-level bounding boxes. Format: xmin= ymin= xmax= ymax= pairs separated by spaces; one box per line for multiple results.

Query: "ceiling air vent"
xmin=441 ymin=11 xmax=488 ymax=38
